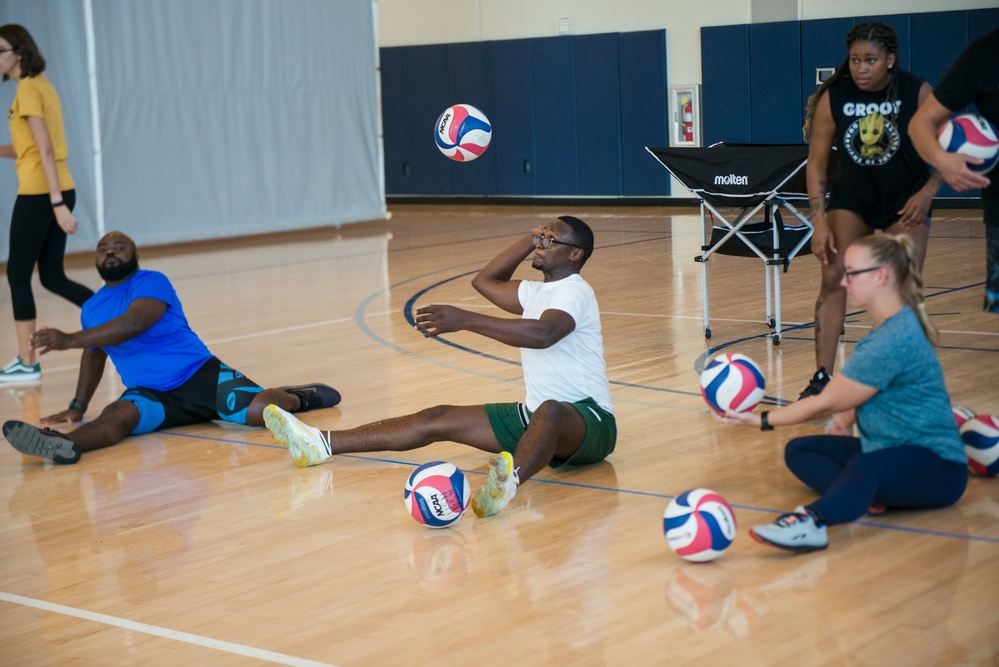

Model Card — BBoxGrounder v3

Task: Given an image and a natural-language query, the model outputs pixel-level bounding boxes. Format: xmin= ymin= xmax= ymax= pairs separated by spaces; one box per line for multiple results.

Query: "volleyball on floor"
xmin=699 ymin=353 xmax=765 ymax=413
xmin=952 ymin=405 xmax=976 ymax=429
xmin=960 ymin=415 xmax=999 ymax=477
xmin=404 ymin=461 xmax=471 ymax=527
xmin=434 ymin=103 xmax=492 ymax=162
xmin=663 ymin=488 xmax=737 ymax=562
xmin=937 ymin=113 xmax=999 ymax=174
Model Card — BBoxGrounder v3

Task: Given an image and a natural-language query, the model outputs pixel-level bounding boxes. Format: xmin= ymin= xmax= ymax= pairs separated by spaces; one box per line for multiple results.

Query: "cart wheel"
xmin=772 ymin=332 xmax=781 ymax=345
xmin=767 ymin=317 xmax=776 ymax=328
xmin=705 ymin=327 xmax=712 ymax=340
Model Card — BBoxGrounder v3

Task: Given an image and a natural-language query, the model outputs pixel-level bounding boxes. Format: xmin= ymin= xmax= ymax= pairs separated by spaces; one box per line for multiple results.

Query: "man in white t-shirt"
xmin=263 ymin=215 xmax=616 ymax=517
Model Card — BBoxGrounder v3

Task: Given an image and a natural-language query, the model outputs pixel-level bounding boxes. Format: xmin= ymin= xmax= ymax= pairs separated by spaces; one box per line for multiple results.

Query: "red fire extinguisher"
xmin=682 ymin=97 xmax=694 ymax=143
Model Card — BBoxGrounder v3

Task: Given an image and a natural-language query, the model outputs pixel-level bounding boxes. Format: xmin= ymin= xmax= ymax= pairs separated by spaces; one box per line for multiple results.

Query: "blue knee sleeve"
xmin=216 ymin=362 xmax=264 ymax=425
xmin=120 ymin=390 xmax=166 ymax=435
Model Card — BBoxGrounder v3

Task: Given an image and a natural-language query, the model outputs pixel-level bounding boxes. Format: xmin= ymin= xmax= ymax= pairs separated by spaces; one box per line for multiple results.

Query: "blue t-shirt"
xmin=840 ymin=306 xmax=965 ymax=464
xmin=81 ymin=269 xmax=213 ymax=391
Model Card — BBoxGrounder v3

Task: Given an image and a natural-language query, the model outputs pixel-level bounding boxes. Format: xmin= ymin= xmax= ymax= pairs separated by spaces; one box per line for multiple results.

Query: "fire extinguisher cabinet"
xmin=670 ymin=84 xmax=702 ymax=147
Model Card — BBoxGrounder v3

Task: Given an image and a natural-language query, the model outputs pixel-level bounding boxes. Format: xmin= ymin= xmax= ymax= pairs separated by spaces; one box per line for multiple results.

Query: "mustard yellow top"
xmin=7 ymin=74 xmax=74 ymax=194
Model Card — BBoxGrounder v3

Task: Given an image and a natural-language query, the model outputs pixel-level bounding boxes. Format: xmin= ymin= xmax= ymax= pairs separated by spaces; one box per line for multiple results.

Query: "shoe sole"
xmin=263 ymin=405 xmax=328 ymax=468
xmin=0 ymin=374 xmax=41 ymax=385
xmin=262 ymin=405 xmax=290 ymax=448
xmin=471 ymin=451 xmax=514 ymax=517
xmin=749 ymin=527 xmax=828 ymax=553
xmin=3 ymin=421 xmax=79 ymax=463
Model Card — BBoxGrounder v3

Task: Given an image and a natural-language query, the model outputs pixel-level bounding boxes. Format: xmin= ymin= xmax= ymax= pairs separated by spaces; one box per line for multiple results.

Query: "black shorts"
xmin=827 ymin=190 xmax=932 ymax=231
xmin=118 ymin=357 xmax=264 ymax=434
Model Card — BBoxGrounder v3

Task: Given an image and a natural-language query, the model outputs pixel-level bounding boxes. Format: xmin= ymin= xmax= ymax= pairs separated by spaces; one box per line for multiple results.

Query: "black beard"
xmin=97 ymin=255 xmax=139 ymax=282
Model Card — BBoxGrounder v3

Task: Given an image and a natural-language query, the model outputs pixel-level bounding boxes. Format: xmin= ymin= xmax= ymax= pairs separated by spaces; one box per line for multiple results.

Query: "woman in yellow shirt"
xmin=0 ymin=24 xmax=93 ymax=383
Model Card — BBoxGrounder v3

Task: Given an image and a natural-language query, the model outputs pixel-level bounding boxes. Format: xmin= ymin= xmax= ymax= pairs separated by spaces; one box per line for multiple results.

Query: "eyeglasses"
xmin=532 ymin=234 xmax=582 ymax=250
xmin=843 ymin=266 xmax=882 ymax=282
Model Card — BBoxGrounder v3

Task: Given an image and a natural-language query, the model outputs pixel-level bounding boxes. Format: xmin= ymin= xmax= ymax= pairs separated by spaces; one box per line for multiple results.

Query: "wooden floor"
xmin=1 ymin=204 xmax=997 ymax=666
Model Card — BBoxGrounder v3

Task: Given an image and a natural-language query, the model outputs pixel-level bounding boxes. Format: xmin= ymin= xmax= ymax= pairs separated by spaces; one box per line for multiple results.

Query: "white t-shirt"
xmin=518 ymin=274 xmax=613 ymax=414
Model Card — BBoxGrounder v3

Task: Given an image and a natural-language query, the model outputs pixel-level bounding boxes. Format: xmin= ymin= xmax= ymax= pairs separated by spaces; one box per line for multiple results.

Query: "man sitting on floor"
xmin=3 ymin=231 xmax=340 ymax=464
xmin=262 ymin=216 xmax=616 ymax=517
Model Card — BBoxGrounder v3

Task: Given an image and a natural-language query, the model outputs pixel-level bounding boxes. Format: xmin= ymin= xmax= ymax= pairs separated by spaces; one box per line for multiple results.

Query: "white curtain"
xmin=0 ymin=0 xmax=384 ymax=258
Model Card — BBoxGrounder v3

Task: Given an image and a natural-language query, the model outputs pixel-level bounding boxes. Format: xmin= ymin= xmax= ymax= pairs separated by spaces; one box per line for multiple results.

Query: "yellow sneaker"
xmin=471 ymin=451 xmax=519 ymax=517
xmin=263 ymin=404 xmax=333 ymax=468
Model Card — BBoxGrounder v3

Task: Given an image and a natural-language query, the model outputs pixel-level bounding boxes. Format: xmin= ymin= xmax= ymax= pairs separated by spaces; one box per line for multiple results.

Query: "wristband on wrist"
xmin=760 ymin=410 xmax=774 ymax=431
xmin=69 ymin=399 xmax=87 ymax=412
xmin=51 ymin=200 xmax=66 ymax=208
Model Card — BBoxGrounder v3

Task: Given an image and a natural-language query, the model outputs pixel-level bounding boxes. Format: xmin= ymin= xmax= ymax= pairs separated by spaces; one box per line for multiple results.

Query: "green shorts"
xmin=485 ymin=398 xmax=616 ymax=469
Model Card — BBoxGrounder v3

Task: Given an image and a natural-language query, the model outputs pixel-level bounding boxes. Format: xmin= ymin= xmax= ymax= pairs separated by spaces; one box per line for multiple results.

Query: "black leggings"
xmin=7 ymin=191 xmax=93 ymax=321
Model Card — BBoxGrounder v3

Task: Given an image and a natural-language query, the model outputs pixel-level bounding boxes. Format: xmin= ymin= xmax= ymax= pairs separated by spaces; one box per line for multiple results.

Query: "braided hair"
xmin=803 ymin=22 xmax=900 ymax=142
xmin=853 ymin=234 xmax=938 ymax=345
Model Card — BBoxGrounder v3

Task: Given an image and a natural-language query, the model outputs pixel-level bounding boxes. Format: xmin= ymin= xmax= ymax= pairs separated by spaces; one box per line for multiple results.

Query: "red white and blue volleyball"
xmin=952 ymin=405 xmax=977 ymax=429
xmin=699 ymin=353 xmax=765 ymax=414
xmin=404 ymin=461 xmax=471 ymax=527
xmin=960 ymin=414 xmax=999 ymax=477
xmin=663 ymin=488 xmax=737 ymax=562
xmin=434 ymin=103 xmax=492 ymax=162
xmin=937 ymin=113 xmax=999 ymax=175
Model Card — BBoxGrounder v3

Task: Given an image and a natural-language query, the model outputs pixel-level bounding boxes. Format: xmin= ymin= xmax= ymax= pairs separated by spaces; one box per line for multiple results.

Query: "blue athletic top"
xmin=840 ymin=305 xmax=965 ymax=464
xmin=81 ymin=269 xmax=213 ymax=391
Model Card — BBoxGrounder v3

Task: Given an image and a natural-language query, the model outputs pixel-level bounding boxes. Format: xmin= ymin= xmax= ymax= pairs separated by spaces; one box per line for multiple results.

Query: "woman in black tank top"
xmin=796 ymin=22 xmax=942 ymax=402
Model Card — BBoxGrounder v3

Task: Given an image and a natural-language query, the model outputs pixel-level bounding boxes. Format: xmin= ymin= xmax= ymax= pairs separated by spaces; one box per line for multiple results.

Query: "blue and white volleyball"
xmin=404 ymin=461 xmax=471 ymax=527
xmin=937 ymin=114 xmax=999 ymax=174
xmin=664 ymin=488 xmax=737 ymax=562
xmin=699 ymin=353 xmax=765 ymax=414
xmin=434 ymin=103 xmax=492 ymax=162
xmin=961 ymin=415 xmax=999 ymax=477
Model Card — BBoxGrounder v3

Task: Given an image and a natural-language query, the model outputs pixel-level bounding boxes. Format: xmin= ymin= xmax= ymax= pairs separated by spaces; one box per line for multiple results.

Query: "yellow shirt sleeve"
xmin=8 ymin=75 xmax=74 ymax=195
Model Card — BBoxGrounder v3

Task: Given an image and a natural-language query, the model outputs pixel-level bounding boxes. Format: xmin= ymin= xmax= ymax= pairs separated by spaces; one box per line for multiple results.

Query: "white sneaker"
xmin=263 ymin=404 xmax=333 ymax=468
xmin=471 ymin=451 xmax=520 ymax=517
xmin=0 ymin=357 xmax=41 ymax=384
xmin=750 ymin=506 xmax=828 ymax=553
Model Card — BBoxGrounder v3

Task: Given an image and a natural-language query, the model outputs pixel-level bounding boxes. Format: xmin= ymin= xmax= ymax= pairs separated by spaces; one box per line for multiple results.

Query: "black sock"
xmin=803 ymin=505 xmax=826 ymax=526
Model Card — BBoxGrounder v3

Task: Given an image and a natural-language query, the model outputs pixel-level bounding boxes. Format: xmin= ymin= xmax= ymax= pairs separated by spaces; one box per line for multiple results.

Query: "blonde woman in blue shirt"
xmin=717 ymin=234 xmax=966 ymax=553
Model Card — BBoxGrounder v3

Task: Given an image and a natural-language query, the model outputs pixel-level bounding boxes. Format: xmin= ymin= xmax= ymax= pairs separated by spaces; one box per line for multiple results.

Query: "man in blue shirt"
xmin=2 ymin=231 xmax=340 ymax=464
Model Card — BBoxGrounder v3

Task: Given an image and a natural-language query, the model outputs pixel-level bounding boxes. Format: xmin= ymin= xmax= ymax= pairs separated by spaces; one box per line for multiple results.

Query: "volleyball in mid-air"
xmin=937 ymin=113 xmax=999 ymax=175
xmin=699 ymin=353 xmax=765 ymax=414
xmin=434 ymin=103 xmax=492 ymax=162
xmin=663 ymin=488 xmax=737 ymax=562
xmin=404 ymin=461 xmax=471 ymax=527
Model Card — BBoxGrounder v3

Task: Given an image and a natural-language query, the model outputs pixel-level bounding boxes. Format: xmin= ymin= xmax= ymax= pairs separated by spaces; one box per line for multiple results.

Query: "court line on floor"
xmin=0 ymin=592 xmax=340 ymax=667
xmin=119 ymin=434 xmax=999 ymax=546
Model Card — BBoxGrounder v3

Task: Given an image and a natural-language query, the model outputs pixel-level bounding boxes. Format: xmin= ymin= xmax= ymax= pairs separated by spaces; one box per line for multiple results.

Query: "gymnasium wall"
xmin=0 ymin=0 xmax=385 ymax=260
xmin=378 ymin=0 xmax=998 ymax=199
xmin=702 ymin=8 xmax=999 ymax=199
xmin=381 ymin=31 xmax=670 ymax=197
xmin=701 ymin=8 xmax=999 ymax=146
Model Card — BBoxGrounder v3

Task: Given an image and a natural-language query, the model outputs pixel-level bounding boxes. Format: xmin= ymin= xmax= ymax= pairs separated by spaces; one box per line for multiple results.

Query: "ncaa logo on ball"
xmin=434 ymin=103 xmax=492 ymax=162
